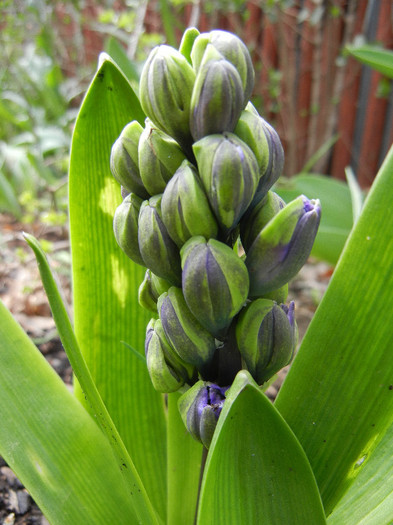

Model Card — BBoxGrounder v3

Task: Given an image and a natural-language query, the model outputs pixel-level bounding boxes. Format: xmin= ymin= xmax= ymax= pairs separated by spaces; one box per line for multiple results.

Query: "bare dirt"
xmin=0 ymin=213 xmax=332 ymax=524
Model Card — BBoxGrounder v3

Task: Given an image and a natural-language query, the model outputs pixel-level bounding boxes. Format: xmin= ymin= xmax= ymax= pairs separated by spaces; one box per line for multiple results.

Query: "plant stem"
xmin=194 ymin=447 xmax=208 ymax=525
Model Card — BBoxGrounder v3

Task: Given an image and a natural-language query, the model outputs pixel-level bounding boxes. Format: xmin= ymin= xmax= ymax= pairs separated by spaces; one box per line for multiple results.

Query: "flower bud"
xmin=234 ymin=108 xmax=270 ymax=176
xmin=161 ymin=160 xmax=218 ymax=247
xmin=110 ymin=121 xmax=150 ymax=199
xmin=138 ymin=195 xmax=182 ymax=286
xmin=246 ymin=196 xmax=321 ymax=296
xmin=249 ymin=109 xmax=284 ymax=207
xmin=193 ymin=133 xmax=259 ymax=234
xmin=138 ymin=269 xmax=171 ymax=314
xmin=179 ymin=27 xmax=200 ymax=63
xmin=181 ymin=236 xmax=249 ymax=336
xmin=138 ymin=119 xmax=187 ymax=195
xmin=113 ymin=193 xmax=145 ymax=266
xmin=178 ymin=380 xmax=227 ymax=448
xmin=235 ymin=299 xmax=297 ymax=384
xmin=240 ymin=191 xmax=285 ymax=252
xmin=190 ymin=45 xmax=244 ymax=141
xmin=158 ymin=286 xmax=216 ymax=369
xmin=139 ymin=45 xmax=195 ymax=153
xmin=145 ymin=319 xmax=194 ymax=393
xmin=191 ymin=30 xmax=254 ymax=106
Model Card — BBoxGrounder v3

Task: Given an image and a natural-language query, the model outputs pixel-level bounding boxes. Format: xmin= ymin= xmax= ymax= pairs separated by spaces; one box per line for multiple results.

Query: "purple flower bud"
xmin=178 ymin=381 xmax=228 ymax=448
xmin=190 ymin=45 xmax=244 ymax=141
xmin=246 ymin=195 xmax=321 ymax=296
xmin=193 ymin=133 xmax=260 ymax=234
xmin=145 ymin=319 xmax=195 ymax=393
xmin=158 ymin=286 xmax=216 ymax=369
xmin=138 ymin=195 xmax=182 ymax=286
xmin=235 ymin=299 xmax=297 ymax=384
xmin=181 ymin=236 xmax=249 ymax=337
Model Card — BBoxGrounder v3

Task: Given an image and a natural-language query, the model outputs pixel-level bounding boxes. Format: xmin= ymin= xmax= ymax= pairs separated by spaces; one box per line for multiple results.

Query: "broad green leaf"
xmin=167 ymin=392 xmax=203 ymax=525
xmin=0 ymin=301 xmax=137 ymax=524
xmin=275 ymin=145 xmax=393 ymax=515
xmin=68 ymin=54 xmax=167 ymax=519
xmin=197 ymin=371 xmax=326 ymax=524
xmin=346 ymin=44 xmax=393 ymax=78
xmin=275 ymin=174 xmax=353 ymax=264
xmin=328 ymin=418 xmax=393 ymax=525
xmin=105 ymin=37 xmax=140 ymax=85
xmin=24 ymin=233 xmax=160 ymax=525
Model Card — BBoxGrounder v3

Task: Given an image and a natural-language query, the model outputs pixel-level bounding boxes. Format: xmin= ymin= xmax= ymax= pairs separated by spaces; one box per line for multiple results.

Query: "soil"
xmin=0 ymin=213 xmax=332 ymax=524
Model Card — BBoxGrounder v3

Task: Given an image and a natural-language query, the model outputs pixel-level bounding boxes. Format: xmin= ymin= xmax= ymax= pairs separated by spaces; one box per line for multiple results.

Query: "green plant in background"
xmin=0 ymin=1 xmax=84 ymax=221
xmin=2 ymin=26 xmax=393 ymax=525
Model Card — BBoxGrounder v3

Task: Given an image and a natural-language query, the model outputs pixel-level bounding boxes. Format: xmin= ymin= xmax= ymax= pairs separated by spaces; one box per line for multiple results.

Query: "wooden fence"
xmin=57 ymin=0 xmax=393 ymax=187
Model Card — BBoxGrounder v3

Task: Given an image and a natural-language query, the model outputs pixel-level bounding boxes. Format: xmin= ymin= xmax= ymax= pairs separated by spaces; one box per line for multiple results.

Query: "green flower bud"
xmin=235 ymin=299 xmax=297 ymax=384
xmin=240 ymin=191 xmax=285 ymax=252
xmin=181 ymin=236 xmax=249 ymax=337
xmin=139 ymin=45 xmax=195 ymax=153
xmin=234 ymin=109 xmax=270 ymax=176
xmin=193 ymin=133 xmax=259 ymax=234
xmin=178 ymin=380 xmax=227 ymax=448
xmin=179 ymin=27 xmax=200 ymax=63
xmin=158 ymin=286 xmax=216 ymax=369
xmin=190 ymin=45 xmax=244 ymax=141
xmin=191 ymin=29 xmax=254 ymax=106
xmin=113 ymin=193 xmax=145 ymax=266
xmin=138 ymin=269 xmax=162 ymax=314
xmin=145 ymin=319 xmax=194 ymax=393
xmin=138 ymin=119 xmax=187 ymax=195
xmin=110 ymin=121 xmax=149 ymax=199
xmin=243 ymin=103 xmax=284 ymax=207
xmin=138 ymin=195 xmax=182 ymax=286
xmin=161 ymin=160 xmax=218 ymax=247
xmin=246 ymin=196 xmax=321 ymax=296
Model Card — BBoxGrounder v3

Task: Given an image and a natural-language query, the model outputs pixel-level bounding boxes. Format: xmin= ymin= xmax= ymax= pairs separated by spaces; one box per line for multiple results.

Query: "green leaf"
xmin=345 ymin=166 xmax=364 ymax=225
xmin=24 ymin=233 xmax=160 ymax=525
xmin=197 ymin=371 xmax=326 ymax=524
xmin=328 ymin=419 xmax=393 ymax=525
xmin=346 ymin=44 xmax=393 ymax=78
xmin=68 ymin=54 xmax=167 ymax=519
xmin=275 ymin=174 xmax=353 ymax=264
xmin=275 ymin=145 xmax=393 ymax=515
xmin=167 ymin=392 xmax=203 ymax=525
xmin=0 ymin=301 xmax=137 ymax=524
xmin=105 ymin=37 xmax=140 ymax=85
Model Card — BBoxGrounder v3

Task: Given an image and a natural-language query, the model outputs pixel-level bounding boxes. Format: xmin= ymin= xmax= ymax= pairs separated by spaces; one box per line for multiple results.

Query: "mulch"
xmin=0 ymin=213 xmax=332 ymax=524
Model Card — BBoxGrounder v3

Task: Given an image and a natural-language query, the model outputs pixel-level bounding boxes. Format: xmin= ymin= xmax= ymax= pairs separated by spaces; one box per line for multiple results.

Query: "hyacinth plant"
xmin=1 ymin=28 xmax=393 ymax=525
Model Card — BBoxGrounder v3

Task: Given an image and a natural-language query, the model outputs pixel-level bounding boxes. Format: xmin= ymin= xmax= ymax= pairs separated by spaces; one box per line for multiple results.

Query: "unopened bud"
xmin=235 ymin=299 xmax=297 ymax=384
xmin=190 ymin=45 xmax=244 ymax=141
xmin=110 ymin=121 xmax=149 ymax=199
xmin=181 ymin=236 xmax=249 ymax=337
xmin=139 ymin=45 xmax=195 ymax=152
xmin=246 ymin=196 xmax=321 ymax=296
xmin=138 ymin=119 xmax=187 ymax=195
xmin=178 ymin=380 xmax=228 ymax=448
xmin=145 ymin=319 xmax=194 ymax=392
xmin=191 ymin=29 xmax=254 ymax=106
xmin=193 ymin=133 xmax=259 ymax=234
xmin=113 ymin=193 xmax=145 ymax=266
xmin=158 ymin=286 xmax=216 ymax=369
xmin=240 ymin=191 xmax=285 ymax=252
xmin=138 ymin=195 xmax=182 ymax=286
xmin=161 ymin=160 xmax=218 ymax=247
